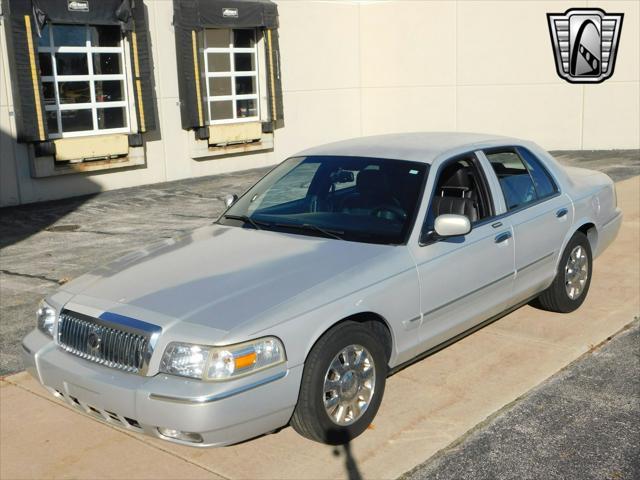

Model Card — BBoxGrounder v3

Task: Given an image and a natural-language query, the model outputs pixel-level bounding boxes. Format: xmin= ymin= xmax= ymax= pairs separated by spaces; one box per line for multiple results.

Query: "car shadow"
xmin=328 ymin=429 xmax=363 ymax=480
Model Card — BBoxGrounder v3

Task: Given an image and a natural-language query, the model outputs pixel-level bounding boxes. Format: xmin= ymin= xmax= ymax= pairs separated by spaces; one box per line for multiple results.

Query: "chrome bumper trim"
xmin=149 ymin=370 xmax=288 ymax=404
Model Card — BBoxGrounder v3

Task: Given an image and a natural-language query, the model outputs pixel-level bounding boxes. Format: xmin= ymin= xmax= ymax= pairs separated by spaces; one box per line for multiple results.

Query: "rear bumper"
xmin=22 ymin=329 xmax=302 ymax=447
xmin=595 ymin=208 xmax=623 ymax=258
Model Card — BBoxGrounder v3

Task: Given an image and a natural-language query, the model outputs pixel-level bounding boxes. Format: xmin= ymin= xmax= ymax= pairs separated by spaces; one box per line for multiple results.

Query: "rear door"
xmin=481 ymin=147 xmax=573 ymax=303
xmin=409 ymin=152 xmax=516 ymax=353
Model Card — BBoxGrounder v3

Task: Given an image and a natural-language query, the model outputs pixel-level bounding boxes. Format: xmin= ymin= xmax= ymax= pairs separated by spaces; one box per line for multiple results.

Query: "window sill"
xmin=190 ymin=132 xmax=273 ymax=160
xmin=29 ymin=138 xmax=145 ymax=178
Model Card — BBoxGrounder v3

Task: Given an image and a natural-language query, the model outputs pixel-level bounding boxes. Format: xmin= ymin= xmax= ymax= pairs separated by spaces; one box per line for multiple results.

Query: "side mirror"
xmin=434 ymin=214 xmax=471 ymax=238
xmin=224 ymin=194 xmax=238 ymax=208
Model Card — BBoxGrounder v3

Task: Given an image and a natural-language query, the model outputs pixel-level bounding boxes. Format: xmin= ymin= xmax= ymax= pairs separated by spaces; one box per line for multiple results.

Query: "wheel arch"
xmin=305 ymin=312 xmax=394 ymax=367
xmin=555 ymin=219 xmax=598 ymax=271
xmin=576 ymin=221 xmax=598 ymax=253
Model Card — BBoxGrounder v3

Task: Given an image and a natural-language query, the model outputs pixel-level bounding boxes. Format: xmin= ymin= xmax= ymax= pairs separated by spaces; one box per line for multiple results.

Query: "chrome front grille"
xmin=58 ymin=310 xmax=159 ymax=374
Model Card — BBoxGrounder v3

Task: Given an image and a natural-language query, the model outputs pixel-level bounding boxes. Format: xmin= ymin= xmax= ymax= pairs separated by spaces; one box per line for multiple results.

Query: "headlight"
xmin=36 ymin=301 xmax=56 ymax=337
xmin=160 ymin=337 xmax=285 ymax=381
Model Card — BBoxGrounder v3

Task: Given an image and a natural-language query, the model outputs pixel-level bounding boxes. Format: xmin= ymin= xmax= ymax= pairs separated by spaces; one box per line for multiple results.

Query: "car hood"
xmin=60 ymin=224 xmax=393 ymax=332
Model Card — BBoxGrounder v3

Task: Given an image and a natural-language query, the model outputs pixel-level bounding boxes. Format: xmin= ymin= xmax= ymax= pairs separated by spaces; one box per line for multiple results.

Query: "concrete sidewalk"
xmin=1 ymin=175 xmax=638 ymax=479
xmin=402 ymin=320 xmax=640 ymax=480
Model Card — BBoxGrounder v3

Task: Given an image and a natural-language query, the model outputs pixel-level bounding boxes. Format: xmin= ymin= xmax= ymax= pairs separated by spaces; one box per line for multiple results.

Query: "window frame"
xmin=483 ymin=146 xmax=562 ymax=216
xmin=202 ymin=28 xmax=261 ymax=125
xmin=419 ymin=151 xmax=496 ymax=246
xmin=38 ymin=24 xmax=132 ymax=139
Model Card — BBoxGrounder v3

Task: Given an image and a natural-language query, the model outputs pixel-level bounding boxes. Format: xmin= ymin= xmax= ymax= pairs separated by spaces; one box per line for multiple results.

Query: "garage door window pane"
xmin=58 ymin=82 xmax=91 ymax=104
xmin=39 ymin=54 xmax=53 ymax=76
xmin=89 ymin=26 xmax=120 ymax=47
xmin=236 ymin=99 xmax=257 ymax=118
xmin=46 ymin=111 xmax=58 ymax=134
xmin=235 ymin=76 xmax=256 ymax=95
xmin=53 ymin=25 xmax=86 ymax=46
xmin=42 ymin=82 xmax=56 ymax=105
xmin=61 ymin=109 xmax=93 ymax=132
xmin=55 ymin=53 xmax=88 ymax=75
xmin=208 ymin=77 xmax=232 ymax=96
xmin=93 ymin=53 xmax=121 ymax=75
xmin=97 ymin=107 xmax=126 ymax=129
xmin=211 ymin=101 xmax=234 ymax=121
xmin=233 ymin=29 xmax=255 ymax=48
xmin=205 ymin=29 xmax=229 ymax=48
xmin=95 ymin=81 xmax=124 ymax=102
xmin=234 ymin=53 xmax=254 ymax=71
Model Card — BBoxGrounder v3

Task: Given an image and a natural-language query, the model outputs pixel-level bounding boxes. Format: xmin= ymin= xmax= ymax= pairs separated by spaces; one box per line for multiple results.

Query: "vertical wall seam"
xmin=454 ymin=0 xmax=458 ymax=131
xmin=358 ymin=2 xmax=363 ymax=136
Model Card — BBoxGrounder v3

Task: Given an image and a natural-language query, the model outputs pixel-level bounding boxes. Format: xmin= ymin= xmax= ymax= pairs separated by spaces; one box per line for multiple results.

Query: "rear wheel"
xmin=535 ymin=231 xmax=592 ymax=313
xmin=291 ymin=322 xmax=387 ymax=444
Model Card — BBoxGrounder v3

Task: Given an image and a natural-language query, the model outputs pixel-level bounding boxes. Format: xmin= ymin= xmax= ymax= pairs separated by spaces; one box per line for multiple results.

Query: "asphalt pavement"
xmin=401 ymin=320 xmax=640 ymax=480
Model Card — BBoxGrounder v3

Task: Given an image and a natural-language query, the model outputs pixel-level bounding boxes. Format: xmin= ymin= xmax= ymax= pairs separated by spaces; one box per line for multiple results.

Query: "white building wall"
xmin=0 ymin=0 xmax=638 ymax=206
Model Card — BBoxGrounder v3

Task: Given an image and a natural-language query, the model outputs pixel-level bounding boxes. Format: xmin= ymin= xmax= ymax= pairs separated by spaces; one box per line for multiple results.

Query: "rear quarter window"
xmin=518 ymin=148 xmax=558 ymax=199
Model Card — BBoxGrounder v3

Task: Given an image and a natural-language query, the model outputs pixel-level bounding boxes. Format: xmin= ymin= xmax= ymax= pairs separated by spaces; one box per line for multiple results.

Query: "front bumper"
xmin=22 ymin=329 xmax=303 ymax=447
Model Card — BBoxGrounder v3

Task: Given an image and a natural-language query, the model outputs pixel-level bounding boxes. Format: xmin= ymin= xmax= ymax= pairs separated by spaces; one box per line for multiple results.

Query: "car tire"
xmin=534 ymin=231 xmax=593 ymax=313
xmin=291 ymin=321 xmax=388 ymax=445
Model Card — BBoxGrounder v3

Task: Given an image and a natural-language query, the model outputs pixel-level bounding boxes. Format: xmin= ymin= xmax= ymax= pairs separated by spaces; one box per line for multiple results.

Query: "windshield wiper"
xmin=274 ymin=222 xmax=344 ymax=240
xmin=223 ymin=214 xmax=269 ymax=230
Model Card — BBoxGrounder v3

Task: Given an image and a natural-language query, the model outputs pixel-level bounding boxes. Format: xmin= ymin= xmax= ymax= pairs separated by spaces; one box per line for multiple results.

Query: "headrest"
xmin=442 ymin=167 xmax=471 ymax=189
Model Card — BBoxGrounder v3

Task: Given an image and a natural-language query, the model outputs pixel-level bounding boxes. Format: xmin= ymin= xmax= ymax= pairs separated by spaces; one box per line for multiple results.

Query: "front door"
xmin=410 ymin=152 xmax=516 ymax=351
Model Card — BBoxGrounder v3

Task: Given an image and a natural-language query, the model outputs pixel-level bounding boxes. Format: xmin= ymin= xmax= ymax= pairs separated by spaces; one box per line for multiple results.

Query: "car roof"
xmin=296 ymin=132 xmax=526 ymax=164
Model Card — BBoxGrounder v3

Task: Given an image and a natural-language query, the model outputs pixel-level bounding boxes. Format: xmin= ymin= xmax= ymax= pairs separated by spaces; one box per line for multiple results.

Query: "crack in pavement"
xmin=0 ymin=269 xmax=61 ymax=284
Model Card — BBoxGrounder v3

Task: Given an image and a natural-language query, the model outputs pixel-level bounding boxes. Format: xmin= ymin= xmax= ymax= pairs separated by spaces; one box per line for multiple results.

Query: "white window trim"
xmin=39 ymin=24 xmax=132 ymax=139
xmin=203 ymin=29 xmax=260 ymax=126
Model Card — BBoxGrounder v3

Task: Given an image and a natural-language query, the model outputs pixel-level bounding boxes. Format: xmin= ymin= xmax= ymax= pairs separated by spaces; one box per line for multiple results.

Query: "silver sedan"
xmin=23 ymin=132 xmax=622 ymax=446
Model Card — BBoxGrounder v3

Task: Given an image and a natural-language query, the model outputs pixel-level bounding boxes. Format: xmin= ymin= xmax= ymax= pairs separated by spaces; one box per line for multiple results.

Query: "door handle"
xmin=495 ymin=231 xmax=512 ymax=243
xmin=556 ymin=208 xmax=568 ymax=218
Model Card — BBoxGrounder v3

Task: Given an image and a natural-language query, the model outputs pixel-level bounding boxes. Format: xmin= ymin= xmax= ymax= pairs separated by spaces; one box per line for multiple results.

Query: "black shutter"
xmin=128 ymin=2 xmax=156 ymax=132
xmin=173 ymin=0 xmax=283 ymax=132
xmin=263 ymin=27 xmax=284 ymax=132
xmin=173 ymin=0 xmax=206 ymax=130
xmin=2 ymin=0 xmax=156 ymax=143
xmin=3 ymin=0 xmax=48 ymax=142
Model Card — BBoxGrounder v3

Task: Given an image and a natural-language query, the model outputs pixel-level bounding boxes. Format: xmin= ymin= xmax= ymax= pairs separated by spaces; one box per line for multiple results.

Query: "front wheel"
xmin=534 ymin=231 xmax=593 ymax=313
xmin=291 ymin=322 xmax=388 ymax=444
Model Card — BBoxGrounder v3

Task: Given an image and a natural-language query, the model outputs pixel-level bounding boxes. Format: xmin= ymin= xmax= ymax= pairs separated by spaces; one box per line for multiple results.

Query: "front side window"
xmin=203 ymin=29 xmax=260 ymax=124
xmin=486 ymin=149 xmax=554 ymax=211
xmin=38 ymin=24 xmax=130 ymax=138
xmin=220 ymin=156 xmax=428 ymax=245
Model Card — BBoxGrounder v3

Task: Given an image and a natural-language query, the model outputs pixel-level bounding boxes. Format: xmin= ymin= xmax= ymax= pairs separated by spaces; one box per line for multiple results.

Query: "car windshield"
xmin=219 ymin=155 xmax=428 ymax=244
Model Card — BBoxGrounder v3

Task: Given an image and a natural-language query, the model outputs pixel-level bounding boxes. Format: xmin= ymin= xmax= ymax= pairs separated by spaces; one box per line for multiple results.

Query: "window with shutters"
xmin=37 ymin=24 xmax=131 ymax=138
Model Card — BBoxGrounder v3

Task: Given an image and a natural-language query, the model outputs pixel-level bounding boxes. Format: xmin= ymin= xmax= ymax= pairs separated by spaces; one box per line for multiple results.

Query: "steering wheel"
xmin=371 ymin=205 xmax=407 ymax=222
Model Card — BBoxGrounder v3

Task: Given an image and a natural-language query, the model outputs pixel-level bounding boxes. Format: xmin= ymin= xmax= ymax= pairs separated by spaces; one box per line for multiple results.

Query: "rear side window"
xmin=519 ymin=148 xmax=558 ymax=199
xmin=486 ymin=149 xmax=558 ymax=211
xmin=486 ymin=151 xmax=536 ymax=210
